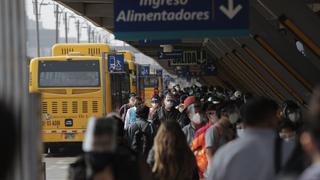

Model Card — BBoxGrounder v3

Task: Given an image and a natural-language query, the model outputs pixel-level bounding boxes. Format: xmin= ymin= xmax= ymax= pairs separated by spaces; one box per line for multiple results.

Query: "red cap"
xmin=184 ymin=96 xmax=197 ymax=109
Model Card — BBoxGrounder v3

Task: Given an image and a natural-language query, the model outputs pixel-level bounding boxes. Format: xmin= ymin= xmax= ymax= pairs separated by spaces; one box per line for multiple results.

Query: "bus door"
xmin=138 ymin=76 xmax=145 ymax=100
xmin=110 ymin=66 xmax=130 ymax=111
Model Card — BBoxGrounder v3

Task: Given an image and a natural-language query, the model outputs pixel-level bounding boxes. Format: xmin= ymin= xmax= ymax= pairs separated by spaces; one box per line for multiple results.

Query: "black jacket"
xmin=68 ymin=144 xmax=141 ymax=180
xmin=127 ymin=118 xmax=155 ymax=159
xmin=152 ymin=107 xmax=181 ymax=128
xmin=127 ymin=118 xmax=150 ymax=143
xmin=177 ymin=111 xmax=191 ymax=128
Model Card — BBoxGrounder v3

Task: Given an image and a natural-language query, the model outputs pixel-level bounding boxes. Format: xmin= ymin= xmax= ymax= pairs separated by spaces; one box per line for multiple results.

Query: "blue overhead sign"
xmin=158 ymin=50 xmax=183 ymax=60
xmin=140 ymin=65 xmax=150 ymax=76
xmin=114 ymin=0 xmax=249 ymax=40
xmin=156 ymin=69 xmax=163 ymax=76
xmin=108 ymin=54 xmax=125 ymax=73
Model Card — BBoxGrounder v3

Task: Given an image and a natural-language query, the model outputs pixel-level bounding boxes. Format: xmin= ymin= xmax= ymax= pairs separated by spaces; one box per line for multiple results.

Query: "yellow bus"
xmin=29 ymin=43 xmax=135 ymax=152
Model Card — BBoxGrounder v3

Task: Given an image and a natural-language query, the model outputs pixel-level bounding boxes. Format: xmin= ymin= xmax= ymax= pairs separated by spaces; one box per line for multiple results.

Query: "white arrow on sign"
xmin=219 ymin=0 xmax=243 ymax=19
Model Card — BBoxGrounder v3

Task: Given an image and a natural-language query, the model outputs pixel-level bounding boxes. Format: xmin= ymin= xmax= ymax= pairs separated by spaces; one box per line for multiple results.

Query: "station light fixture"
xmin=279 ymin=15 xmax=320 ymax=58
xmin=253 ymin=35 xmax=313 ymax=92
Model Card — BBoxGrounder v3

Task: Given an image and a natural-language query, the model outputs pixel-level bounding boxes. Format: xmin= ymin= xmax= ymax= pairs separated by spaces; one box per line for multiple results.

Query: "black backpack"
xmin=131 ymin=121 xmax=155 ymax=158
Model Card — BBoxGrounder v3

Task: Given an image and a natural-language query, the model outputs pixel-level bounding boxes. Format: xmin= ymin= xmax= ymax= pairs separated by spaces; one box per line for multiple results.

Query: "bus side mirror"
xmin=29 ymin=60 xmax=40 ymax=93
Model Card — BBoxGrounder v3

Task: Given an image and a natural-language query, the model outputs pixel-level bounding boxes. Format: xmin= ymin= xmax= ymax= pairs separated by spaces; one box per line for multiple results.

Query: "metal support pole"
xmin=76 ymin=20 xmax=80 ymax=43
xmin=136 ymin=65 xmax=140 ymax=96
xmin=55 ymin=4 xmax=59 ymax=43
xmin=88 ymin=26 xmax=91 ymax=43
xmin=35 ymin=0 xmax=40 ymax=56
xmin=101 ymin=52 xmax=107 ymax=115
xmin=92 ymin=30 xmax=95 ymax=43
xmin=64 ymin=12 xmax=68 ymax=43
xmin=0 ymin=0 xmax=41 ymax=179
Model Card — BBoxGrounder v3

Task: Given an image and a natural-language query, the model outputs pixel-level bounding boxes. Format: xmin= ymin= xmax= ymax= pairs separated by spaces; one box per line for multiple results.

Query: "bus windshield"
xmin=39 ymin=60 xmax=100 ymax=87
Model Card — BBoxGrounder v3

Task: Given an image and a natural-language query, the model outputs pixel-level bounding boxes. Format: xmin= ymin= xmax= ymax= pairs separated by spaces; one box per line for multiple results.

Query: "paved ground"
xmin=43 ymin=156 xmax=77 ymax=180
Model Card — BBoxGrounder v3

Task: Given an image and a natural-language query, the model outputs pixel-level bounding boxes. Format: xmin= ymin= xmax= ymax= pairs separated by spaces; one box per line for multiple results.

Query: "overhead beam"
xmin=61 ymin=2 xmax=113 ymax=17
xmin=84 ymin=3 xmax=113 ymax=17
xmin=250 ymin=8 xmax=319 ymax=89
xmin=222 ymin=38 xmax=290 ymax=101
xmin=252 ymin=0 xmax=320 ymax=51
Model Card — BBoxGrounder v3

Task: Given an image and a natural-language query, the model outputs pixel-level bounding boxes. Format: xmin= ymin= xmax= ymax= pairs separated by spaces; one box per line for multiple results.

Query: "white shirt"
xmin=299 ymin=163 xmax=320 ymax=180
xmin=207 ymin=128 xmax=295 ymax=180
xmin=124 ymin=106 xmax=136 ymax=130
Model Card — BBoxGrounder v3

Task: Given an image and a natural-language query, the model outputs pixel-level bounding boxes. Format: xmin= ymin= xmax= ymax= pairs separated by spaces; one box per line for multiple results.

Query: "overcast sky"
xmin=25 ymin=0 xmax=118 ymax=42
xmin=25 ymin=0 xmax=164 ymax=69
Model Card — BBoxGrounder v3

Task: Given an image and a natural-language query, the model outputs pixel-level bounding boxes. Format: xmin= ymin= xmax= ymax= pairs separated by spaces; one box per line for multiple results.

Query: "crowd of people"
xmin=67 ymin=84 xmax=320 ymax=180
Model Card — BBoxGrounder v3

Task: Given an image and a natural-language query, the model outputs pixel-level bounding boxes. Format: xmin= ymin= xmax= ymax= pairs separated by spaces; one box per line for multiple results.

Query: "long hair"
xmin=153 ymin=121 xmax=197 ymax=180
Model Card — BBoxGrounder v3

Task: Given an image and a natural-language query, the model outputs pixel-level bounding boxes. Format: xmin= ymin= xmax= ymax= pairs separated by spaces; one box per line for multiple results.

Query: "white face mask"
xmin=236 ymin=129 xmax=245 ymax=138
xmin=279 ymin=132 xmax=296 ymax=141
xmin=283 ymin=137 xmax=295 ymax=142
xmin=288 ymin=113 xmax=300 ymax=122
xmin=216 ymin=92 xmax=223 ymax=97
xmin=191 ymin=113 xmax=202 ymax=125
xmin=229 ymin=113 xmax=240 ymax=124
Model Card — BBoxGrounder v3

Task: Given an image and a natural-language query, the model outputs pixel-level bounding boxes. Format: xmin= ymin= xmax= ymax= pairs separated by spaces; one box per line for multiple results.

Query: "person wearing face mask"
xmin=213 ymin=86 xmax=224 ymax=98
xmin=177 ymin=94 xmax=188 ymax=113
xmin=182 ymin=96 xmax=205 ymax=146
xmin=236 ymin=120 xmax=245 ymax=138
xmin=124 ymin=97 xmax=143 ymax=130
xmin=171 ymin=89 xmax=180 ymax=99
xmin=207 ymin=97 xmax=295 ymax=180
xmin=298 ymin=120 xmax=320 ymax=180
xmin=77 ymin=117 xmax=118 ymax=180
xmin=278 ymin=120 xmax=297 ymax=142
xmin=151 ymin=92 xmax=180 ymax=129
xmin=277 ymin=100 xmax=301 ymax=142
xmin=153 ymin=87 xmax=159 ymax=97
xmin=191 ymin=103 xmax=219 ymax=178
xmin=177 ymin=96 xmax=196 ymax=128
xmin=68 ymin=116 xmax=153 ymax=180
xmin=173 ymin=84 xmax=181 ymax=92
xmin=195 ymin=103 xmax=219 ymax=137
xmin=205 ymin=101 xmax=237 ymax=165
xmin=119 ymin=93 xmax=137 ymax=123
xmin=280 ymin=100 xmax=302 ymax=125
xmin=148 ymin=96 xmax=161 ymax=121
xmin=275 ymin=101 xmax=309 ymax=179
